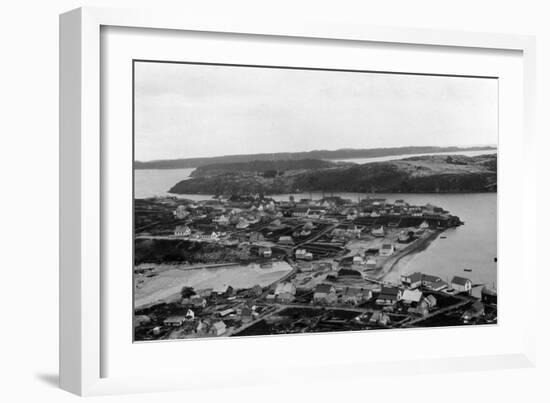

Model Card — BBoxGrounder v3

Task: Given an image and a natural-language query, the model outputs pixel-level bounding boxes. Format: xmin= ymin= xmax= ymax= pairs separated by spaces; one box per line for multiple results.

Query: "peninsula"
xmin=168 ymin=154 xmax=497 ymax=195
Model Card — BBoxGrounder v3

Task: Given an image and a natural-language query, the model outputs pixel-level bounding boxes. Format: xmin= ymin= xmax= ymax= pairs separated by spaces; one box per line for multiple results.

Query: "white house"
xmin=274 ymin=282 xmax=296 ymax=302
xmin=379 ymin=243 xmax=395 ymax=257
xmin=291 ymin=207 xmax=310 ymax=217
xmin=401 ymin=289 xmax=423 ymax=305
xmin=371 ymin=226 xmax=385 ymax=237
xmin=375 ymin=287 xmax=402 ymax=306
xmin=419 ymin=220 xmax=430 ymax=229
xmin=296 ymin=249 xmax=313 ymax=260
xmin=174 ymin=225 xmax=191 ymax=237
xmin=400 ymin=272 xmax=423 ymax=289
xmin=451 ymin=276 xmax=473 ymax=293
xmin=210 ymin=321 xmax=226 ymax=336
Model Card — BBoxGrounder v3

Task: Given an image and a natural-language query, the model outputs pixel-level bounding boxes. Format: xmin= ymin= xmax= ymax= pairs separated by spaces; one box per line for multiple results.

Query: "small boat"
xmin=464 ymin=268 xmax=472 ymax=272
xmin=440 ymin=236 xmax=447 ymax=239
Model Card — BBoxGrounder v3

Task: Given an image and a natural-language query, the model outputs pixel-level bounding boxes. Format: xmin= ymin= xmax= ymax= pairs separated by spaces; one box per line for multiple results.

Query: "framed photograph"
xmin=60 ymin=7 xmax=537 ymax=396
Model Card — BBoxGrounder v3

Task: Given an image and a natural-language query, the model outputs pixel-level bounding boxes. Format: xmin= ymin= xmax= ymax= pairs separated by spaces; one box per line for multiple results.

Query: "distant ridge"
xmin=135 ymin=146 xmax=496 ymax=170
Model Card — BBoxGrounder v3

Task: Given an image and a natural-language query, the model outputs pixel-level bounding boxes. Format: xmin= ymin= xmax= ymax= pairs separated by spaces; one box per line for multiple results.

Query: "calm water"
xmin=135 ymin=261 xmax=293 ymax=307
xmin=379 ymin=193 xmax=497 ymax=294
xmin=329 ymin=149 xmax=496 ymax=165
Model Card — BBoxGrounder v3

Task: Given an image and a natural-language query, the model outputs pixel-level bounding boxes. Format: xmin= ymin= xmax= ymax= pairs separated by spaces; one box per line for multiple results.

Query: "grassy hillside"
xmin=168 ymin=154 xmax=497 ymax=195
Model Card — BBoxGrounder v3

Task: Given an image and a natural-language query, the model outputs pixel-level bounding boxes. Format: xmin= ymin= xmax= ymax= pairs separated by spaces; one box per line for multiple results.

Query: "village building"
xmin=401 ymin=289 xmax=423 ymax=305
xmin=313 ymin=284 xmax=337 ymax=304
xmin=379 ymin=243 xmax=395 ymax=257
xmin=307 ymin=208 xmax=326 ymax=219
xmin=199 ymin=231 xmax=220 ymax=241
xmin=371 ymin=226 xmax=385 ymax=237
xmin=213 ymin=214 xmax=230 ymax=225
xmin=174 ymin=225 xmax=191 ymax=237
xmin=419 ymin=220 xmax=430 ymax=229
xmin=291 ymin=207 xmax=310 ymax=217
xmin=210 ymin=321 xmax=227 ymax=336
xmin=421 ymin=274 xmax=448 ymax=291
xmin=296 ymin=248 xmax=313 ymax=260
xmin=375 ymin=286 xmax=402 ymax=306
xmin=218 ymin=308 xmax=235 ymax=318
xmin=352 ymin=255 xmax=364 ymax=265
xmin=278 ymin=236 xmax=295 ymax=245
xmin=451 ymin=276 xmax=473 ymax=293
xmin=423 ymin=294 xmax=438 ymax=309
xmin=258 ymin=246 xmax=272 ymax=258
xmin=163 ymin=316 xmax=187 ymax=327
xmin=401 ymin=272 xmax=423 ymax=289
xmin=248 ymin=232 xmax=264 ymax=243
xmin=274 ymin=282 xmax=297 ymax=302
xmin=365 ymin=258 xmax=377 ymax=271
xmin=341 ymin=287 xmax=372 ymax=305
xmin=189 ymin=296 xmax=207 ymax=308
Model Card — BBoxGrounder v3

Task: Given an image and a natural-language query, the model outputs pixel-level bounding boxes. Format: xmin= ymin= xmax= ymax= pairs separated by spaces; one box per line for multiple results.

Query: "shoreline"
xmin=376 ymin=229 xmax=443 ymax=280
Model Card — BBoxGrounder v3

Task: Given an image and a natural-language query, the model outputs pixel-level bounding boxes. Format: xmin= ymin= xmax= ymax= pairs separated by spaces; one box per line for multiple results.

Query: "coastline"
xmin=376 ymin=229 xmax=442 ymax=280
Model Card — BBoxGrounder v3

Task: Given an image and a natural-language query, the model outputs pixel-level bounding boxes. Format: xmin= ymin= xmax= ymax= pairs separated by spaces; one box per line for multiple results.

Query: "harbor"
xmin=133 ymin=192 xmax=497 ymax=341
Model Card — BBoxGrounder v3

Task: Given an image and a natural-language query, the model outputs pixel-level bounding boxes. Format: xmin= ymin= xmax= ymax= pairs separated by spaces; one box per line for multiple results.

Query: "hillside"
xmin=168 ymin=154 xmax=497 ymax=195
xmin=135 ymin=146 xmax=495 ymax=170
xmin=190 ymin=159 xmax=343 ymax=178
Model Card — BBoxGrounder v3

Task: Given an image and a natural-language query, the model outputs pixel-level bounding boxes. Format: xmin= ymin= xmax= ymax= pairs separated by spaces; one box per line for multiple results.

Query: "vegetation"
xmin=190 ymin=159 xmax=338 ymax=177
xmin=134 ymin=239 xmax=249 ymax=265
xmin=135 ymin=146 xmax=495 ymax=169
xmin=168 ymin=154 xmax=497 ymax=195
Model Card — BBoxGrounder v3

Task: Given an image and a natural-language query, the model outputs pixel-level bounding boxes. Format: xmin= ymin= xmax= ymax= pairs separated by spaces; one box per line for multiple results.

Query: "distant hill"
xmin=190 ymin=159 xmax=343 ymax=178
xmin=135 ymin=146 xmax=496 ymax=170
xmin=168 ymin=154 xmax=497 ymax=195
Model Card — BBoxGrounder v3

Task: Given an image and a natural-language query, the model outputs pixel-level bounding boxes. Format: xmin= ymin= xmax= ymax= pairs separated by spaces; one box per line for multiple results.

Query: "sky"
xmin=134 ymin=61 xmax=498 ymax=162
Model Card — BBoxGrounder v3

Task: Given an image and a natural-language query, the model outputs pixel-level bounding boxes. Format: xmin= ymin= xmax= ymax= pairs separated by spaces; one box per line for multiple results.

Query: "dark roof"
xmin=380 ymin=286 xmax=400 ymax=296
xmin=338 ymin=268 xmax=362 ymax=278
xmin=451 ymin=276 xmax=471 ymax=286
xmin=404 ymin=272 xmax=423 ymax=283
xmin=422 ymin=274 xmax=442 ymax=283
xmin=315 ymin=284 xmax=334 ymax=294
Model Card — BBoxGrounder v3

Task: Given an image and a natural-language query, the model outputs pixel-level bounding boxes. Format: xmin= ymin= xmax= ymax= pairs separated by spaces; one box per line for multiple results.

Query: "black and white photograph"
xmin=133 ymin=60 xmax=498 ymax=341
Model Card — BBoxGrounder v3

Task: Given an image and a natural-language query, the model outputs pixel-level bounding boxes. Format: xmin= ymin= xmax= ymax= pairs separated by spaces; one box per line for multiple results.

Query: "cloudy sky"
xmin=134 ymin=61 xmax=498 ymax=162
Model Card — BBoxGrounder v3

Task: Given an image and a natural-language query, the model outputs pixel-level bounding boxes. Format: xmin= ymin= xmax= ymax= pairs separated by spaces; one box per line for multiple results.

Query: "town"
xmin=134 ymin=194 xmax=497 ymax=341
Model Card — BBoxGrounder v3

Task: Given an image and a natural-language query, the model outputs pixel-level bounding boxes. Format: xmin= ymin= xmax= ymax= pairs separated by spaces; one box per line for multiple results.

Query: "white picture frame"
xmin=59 ymin=6 xmax=537 ymax=396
